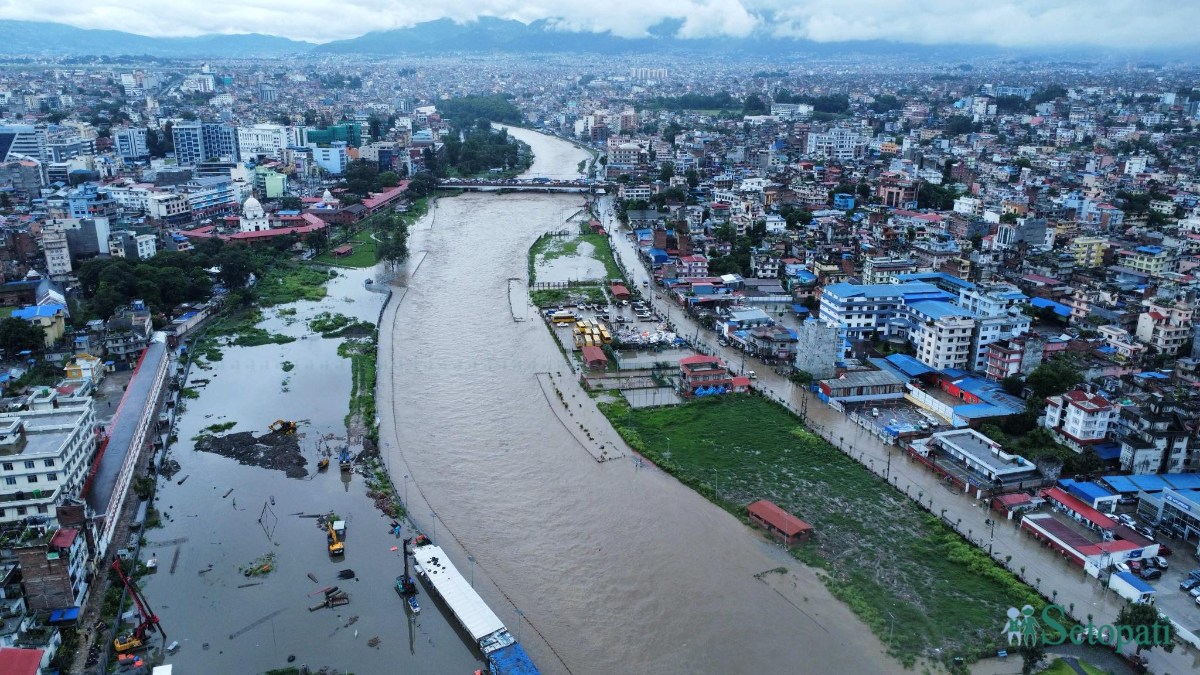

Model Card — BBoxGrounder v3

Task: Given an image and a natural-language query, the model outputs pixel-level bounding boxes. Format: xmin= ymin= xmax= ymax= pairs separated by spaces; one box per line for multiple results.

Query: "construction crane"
xmin=111 ymin=559 xmax=165 ymax=653
xmin=326 ymin=523 xmax=344 ymax=556
xmin=395 ymin=537 xmax=417 ymax=595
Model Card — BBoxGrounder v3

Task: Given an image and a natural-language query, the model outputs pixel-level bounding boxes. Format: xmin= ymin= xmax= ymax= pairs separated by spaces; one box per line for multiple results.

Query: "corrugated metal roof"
xmin=412 ymin=545 xmax=506 ymax=642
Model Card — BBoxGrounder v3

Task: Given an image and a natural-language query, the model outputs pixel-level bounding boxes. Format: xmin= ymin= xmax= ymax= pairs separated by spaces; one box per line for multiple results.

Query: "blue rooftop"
xmin=12 ymin=304 xmax=64 ymax=320
xmin=1135 ymin=246 xmax=1163 ymax=255
xmin=1059 ymin=478 xmax=1114 ymax=503
xmin=885 ymin=353 xmax=934 ymax=377
xmin=894 ymin=272 xmax=976 ymax=291
xmin=1102 ymin=475 xmax=1137 ymax=494
xmin=824 ymin=281 xmax=951 ymax=302
xmin=1030 ymin=297 xmax=1072 ymax=317
xmin=1114 ymin=572 xmax=1155 ymax=594
xmin=907 ymin=300 xmax=976 ymax=321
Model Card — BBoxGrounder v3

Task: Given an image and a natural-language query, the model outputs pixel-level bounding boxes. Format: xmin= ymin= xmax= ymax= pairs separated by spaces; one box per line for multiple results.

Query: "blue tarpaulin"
xmin=488 ymin=643 xmax=541 ymax=675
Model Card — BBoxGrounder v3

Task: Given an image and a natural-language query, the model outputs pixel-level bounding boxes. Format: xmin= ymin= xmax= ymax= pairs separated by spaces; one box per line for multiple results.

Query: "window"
xmin=43 ymin=459 xmax=54 ymax=467
xmin=37 ymin=505 xmax=47 ymax=514
xmin=16 ymin=507 xmax=26 ymax=515
xmin=23 ymin=461 xmax=34 ymax=470
xmin=1 ymin=462 xmax=10 ymax=471
xmin=47 ymin=473 xmax=57 ymax=482
xmin=27 ymin=475 xmax=37 ymax=484
xmin=3 ymin=476 xmax=13 ymax=485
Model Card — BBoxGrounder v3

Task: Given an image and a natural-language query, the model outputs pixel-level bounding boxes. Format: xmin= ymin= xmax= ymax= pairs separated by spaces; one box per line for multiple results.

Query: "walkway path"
xmin=599 ymin=199 xmax=1199 ymax=675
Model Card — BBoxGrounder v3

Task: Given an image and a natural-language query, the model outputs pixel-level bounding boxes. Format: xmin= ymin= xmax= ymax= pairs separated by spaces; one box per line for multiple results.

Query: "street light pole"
xmin=430 ymin=510 xmax=438 ymax=542
xmin=468 ymin=555 xmax=476 ymax=588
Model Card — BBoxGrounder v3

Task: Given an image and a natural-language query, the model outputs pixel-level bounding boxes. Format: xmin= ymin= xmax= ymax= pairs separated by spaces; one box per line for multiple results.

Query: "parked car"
xmin=1129 ymin=559 xmax=1143 ymax=573
xmin=1189 ymin=586 xmax=1200 ymax=600
xmin=1140 ymin=568 xmax=1162 ymax=581
xmin=1153 ymin=556 xmax=1168 ymax=569
xmin=1117 ymin=514 xmax=1136 ymax=527
xmin=1114 ymin=562 xmax=1131 ymax=573
xmin=1159 ymin=544 xmax=1173 ymax=556
xmin=1180 ymin=578 xmax=1200 ymax=591
xmin=1117 ymin=495 xmax=1139 ymax=506
xmin=1136 ymin=526 xmax=1156 ymax=539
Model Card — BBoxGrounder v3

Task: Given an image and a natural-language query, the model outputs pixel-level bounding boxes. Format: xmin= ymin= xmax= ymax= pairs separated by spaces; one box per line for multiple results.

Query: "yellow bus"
xmin=575 ymin=321 xmax=589 ymax=334
xmin=599 ymin=327 xmax=612 ymax=344
xmin=551 ymin=312 xmax=575 ymax=325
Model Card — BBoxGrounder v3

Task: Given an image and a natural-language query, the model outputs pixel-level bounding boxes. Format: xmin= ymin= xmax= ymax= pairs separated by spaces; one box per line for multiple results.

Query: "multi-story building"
xmin=678 ymin=355 xmax=734 ymax=395
xmin=146 ymin=192 xmax=190 ymax=226
xmin=984 ymin=335 xmax=1046 ymax=381
xmin=1070 ymin=236 xmax=1107 ymax=268
xmin=863 ymin=257 xmax=918 ymax=284
xmin=1043 ymin=388 xmax=1116 ymax=451
xmin=180 ymin=176 xmax=238 ymax=219
xmin=805 ymin=127 xmax=867 ymax=161
xmin=172 ymin=121 xmax=240 ymax=166
xmin=41 ymin=227 xmax=71 ymax=277
xmin=14 ymin=527 xmax=89 ymax=611
xmin=1098 ymin=325 xmax=1146 ymax=362
xmin=0 ymin=397 xmax=96 ymax=526
xmin=1116 ymin=397 xmax=1191 ymax=475
xmin=66 ymin=185 xmax=116 ymax=220
xmin=114 ymin=125 xmax=149 ymax=159
xmin=236 ymin=123 xmax=297 ymax=161
xmin=818 ymin=281 xmax=954 ymax=342
xmin=0 ymin=124 xmax=48 ymax=162
xmin=309 ymin=141 xmax=348 ymax=176
xmin=1116 ymin=245 xmax=1173 ymax=277
xmin=907 ymin=301 xmax=976 ymax=370
xmin=793 ymin=321 xmax=840 ymax=379
xmin=1134 ymin=299 xmax=1194 ymax=356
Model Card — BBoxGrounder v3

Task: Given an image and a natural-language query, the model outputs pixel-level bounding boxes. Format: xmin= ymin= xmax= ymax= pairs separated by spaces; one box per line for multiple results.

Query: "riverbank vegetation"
xmin=598 ymin=394 xmax=1041 ymax=666
xmin=339 ymin=334 xmax=378 ymax=445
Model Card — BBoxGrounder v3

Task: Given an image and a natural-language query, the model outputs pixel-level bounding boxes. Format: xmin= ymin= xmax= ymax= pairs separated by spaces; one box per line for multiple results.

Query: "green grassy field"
xmin=256 ymin=266 xmax=330 ymax=306
xmin=314 ymin=228 xmax=378 ymax=268
xmin=600 ymin=394 xmax=1042 ymax=666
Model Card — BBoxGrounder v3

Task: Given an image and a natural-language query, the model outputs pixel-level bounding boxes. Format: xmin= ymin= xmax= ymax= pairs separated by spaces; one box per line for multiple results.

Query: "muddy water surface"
xmin=377 ymin=128 xmax=901 ymax=675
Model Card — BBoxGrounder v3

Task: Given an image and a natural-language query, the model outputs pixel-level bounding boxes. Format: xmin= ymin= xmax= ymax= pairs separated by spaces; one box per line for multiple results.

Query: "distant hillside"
xmin=313 ymin=16 xmax=995 ymax=58
xmin=0 ymin=21 xmax=313 ymax=57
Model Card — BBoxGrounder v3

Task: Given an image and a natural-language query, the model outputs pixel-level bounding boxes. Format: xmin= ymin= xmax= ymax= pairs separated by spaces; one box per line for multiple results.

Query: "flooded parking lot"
xmin=141 ymin=267 xmax=485 ymax=674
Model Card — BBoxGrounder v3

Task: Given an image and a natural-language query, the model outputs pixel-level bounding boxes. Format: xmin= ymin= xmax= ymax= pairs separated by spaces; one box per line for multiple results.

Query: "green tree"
xmin=1025 ymin=359 xmax=1082 ymax=400
xmin=684 ymin=168 xmax=699 ymax=188
xmin=0 ymin=318 xmax=47 ymax=354
xmin=280 ymin=196 xmax=302 ymax=211
xmin=1001 ymin=375 xmax=1024 ymax=397
xmin=743 ymin=94 xmax=767 ymax=115
xmin=658 ymin=162 xmax=675 ymax=182
xmin=216 ymin=247 xmax=256 ymax=290
xmin=1016 ymin=640 xmax=1045 ymax=675
xmin=405 ymin=171 xmax=438 ymax=199
xmin=1115 ymin=603 xmax=1175 ymax=655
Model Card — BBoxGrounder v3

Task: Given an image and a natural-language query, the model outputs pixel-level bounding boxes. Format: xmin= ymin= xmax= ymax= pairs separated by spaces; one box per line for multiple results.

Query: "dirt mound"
xmin=194 ymin=430 xmax=308 ymax=478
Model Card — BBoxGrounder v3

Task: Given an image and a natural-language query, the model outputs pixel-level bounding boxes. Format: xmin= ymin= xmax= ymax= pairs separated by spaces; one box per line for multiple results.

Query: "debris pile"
xmin=194 ymin=430 xmax=307 ymax=478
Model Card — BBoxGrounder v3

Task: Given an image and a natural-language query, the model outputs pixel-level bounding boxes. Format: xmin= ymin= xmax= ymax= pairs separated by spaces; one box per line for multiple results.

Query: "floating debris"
xmin=238 ymin=552 xmax=277 ymax=577
xmin=237 ymin=582 xmax=262 ymax=589
xmin=337 ymin=569 xmax=356 ymax=580
xmin=368 ymin=636 xmax=381 ymax=648
xmin=307 ymin=572 xmax=319 ymax=583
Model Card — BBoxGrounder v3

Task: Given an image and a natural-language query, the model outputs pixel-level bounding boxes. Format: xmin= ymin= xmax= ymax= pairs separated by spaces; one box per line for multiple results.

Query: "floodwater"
xmin=535 ymin=241 xmax=607 ymax=284
xmin=378 ymin=127 xmax=902 ymax=674
xmin=140 ymin=268 xmax=486 ymax=674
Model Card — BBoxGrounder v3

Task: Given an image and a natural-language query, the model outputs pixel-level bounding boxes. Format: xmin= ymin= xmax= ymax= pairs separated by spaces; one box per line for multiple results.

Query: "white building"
xmin=1043 ymin=389 xmax=1116 ymax=451
xmin=239 ymin=196 xmax=270 ymax=233
xmin=309 ymin=141 xmax=348 ymax=175
xmin=135 ymin=234 xmax=157 ymax=259
xmin=907 ymin=301 xmax=976 ymax=371
xmin=237 ymin=123 xmax=299 ymax=161
xmin=113 ymin=127 xmax=148 ymax=161
xmin=41 ymin=226 xmax=71 ymax=276
xmin=806 ymin=127 xmax=867 ymax=161
xmin=0 ymin=397 xmax=96 ymax=525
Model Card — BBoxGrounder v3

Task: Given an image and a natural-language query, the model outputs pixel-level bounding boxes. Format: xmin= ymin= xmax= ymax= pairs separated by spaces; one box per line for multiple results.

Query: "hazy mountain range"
xmin=0 ymin=17 xmax=1183 ymax=60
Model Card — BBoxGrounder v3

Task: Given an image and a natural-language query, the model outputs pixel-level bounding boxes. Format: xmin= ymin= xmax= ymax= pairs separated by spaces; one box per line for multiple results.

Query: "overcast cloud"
xmin=0 ymin=0 xmax=1195 ymax=47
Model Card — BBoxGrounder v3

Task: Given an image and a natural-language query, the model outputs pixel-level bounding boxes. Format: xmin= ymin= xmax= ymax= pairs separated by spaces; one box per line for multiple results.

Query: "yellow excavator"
xmin=327 ymin=523 xmax=344 ymax=556
xmin=269 ymin=419 xmax=297 ymax=434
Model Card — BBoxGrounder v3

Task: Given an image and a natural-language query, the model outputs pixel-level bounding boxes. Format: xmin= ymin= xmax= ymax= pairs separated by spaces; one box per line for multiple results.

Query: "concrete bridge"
xmin=438 ymin=178 xmax=610 ymax=194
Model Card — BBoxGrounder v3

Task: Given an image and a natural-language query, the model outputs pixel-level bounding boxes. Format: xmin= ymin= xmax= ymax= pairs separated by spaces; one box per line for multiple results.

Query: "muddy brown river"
xmin=376 ymin=127 xmax=901 ymax=675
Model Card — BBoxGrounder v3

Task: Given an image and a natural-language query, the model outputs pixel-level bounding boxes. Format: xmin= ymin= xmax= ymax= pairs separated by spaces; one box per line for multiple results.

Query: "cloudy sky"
xmin=0 ymin=0 xmax=1196 ymax=47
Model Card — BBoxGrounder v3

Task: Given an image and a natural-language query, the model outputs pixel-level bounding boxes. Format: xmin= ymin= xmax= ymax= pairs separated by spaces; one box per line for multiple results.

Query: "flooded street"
xmin=142 ymin=268 xmax=486 ymax=674
xmin=378 ymin=127 xmax=901 ymax=674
